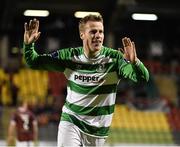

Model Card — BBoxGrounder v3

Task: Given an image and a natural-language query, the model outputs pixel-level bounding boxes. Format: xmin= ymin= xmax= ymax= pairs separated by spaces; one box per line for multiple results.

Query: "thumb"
xmin=118 ymin=48 xmax=124 ymax=54
xmin=119 ymin=48 xmax=129 ymax=60
xmin=34 ymin=32 xmax=41 ymax=42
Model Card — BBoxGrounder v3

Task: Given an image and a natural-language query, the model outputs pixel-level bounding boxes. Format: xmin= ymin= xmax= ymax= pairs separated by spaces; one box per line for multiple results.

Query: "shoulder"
xmin=60 ymin=47 xmax=83 ymax=56
xmin=10 ymin=110 xmax=19 ymax=121
xmin=50 ymin=47 xmax=83 ymax=59
xmin=69 ymin=47 xmax=83 ymax=56
xmin=101 ymin=46 xmax=123 ymax=58
xmin=28 ymin=111 xmax=36 ymax=119
xmin=59 ymin=47 xmax=83 ymax=53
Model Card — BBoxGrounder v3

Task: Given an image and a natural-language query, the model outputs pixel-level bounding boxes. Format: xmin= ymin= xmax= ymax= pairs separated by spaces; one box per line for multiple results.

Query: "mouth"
xmin=92 ymin=40 xmax=101 ymax=43
xmin=92 ymin=40 xmax=102 ymax=46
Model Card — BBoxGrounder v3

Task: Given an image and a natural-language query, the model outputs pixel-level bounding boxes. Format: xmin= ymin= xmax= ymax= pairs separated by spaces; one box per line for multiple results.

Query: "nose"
xmin=95 ymin=32 xmax=101 ymax=38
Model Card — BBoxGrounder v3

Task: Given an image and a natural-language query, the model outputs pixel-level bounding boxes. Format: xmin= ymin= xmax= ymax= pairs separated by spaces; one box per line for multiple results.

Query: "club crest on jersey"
xmin=96 ymin=63 xmax=105 ymax=72
xmin=96 ymin=58 xmax=108 ymax=72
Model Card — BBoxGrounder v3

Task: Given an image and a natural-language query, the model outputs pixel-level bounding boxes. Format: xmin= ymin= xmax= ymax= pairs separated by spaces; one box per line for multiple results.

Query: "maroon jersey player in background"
xmin=7 ymin=100 xmax=38 ymax=147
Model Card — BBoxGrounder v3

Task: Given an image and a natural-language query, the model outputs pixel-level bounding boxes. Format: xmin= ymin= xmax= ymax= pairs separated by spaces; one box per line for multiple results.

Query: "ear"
xmin=80 ymin=32 xmax=84 ymax=40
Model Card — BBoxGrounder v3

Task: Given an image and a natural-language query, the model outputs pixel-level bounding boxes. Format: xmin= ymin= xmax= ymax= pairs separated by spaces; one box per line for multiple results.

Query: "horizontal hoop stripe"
xmin=67 ymin=80 xmax=117 ymax=95
xmin=62 ymin=106 xmax=113 ymax=127
xmin=65 ymin=101 xmax=115 ymax=116
xmin=66 ymin=90 xmax=116 ymax=107
xmin=64 ymin=68 xmax=119 ymax=86
xmin=61 ymin=112 xmax=109 ymax=137
xmin=65 ymin=60 xmax=116 ymax=73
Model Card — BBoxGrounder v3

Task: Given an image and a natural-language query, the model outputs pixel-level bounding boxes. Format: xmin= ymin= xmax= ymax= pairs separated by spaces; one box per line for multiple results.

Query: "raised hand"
xmin=24 ymin=18 xmax=41 ymax=45
xmin=120 ymin=37 xmax=138 ymax=64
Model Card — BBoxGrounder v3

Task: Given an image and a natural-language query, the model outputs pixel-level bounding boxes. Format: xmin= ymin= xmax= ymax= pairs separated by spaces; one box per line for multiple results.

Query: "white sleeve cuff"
xmin=135 ymin=58 xmax=141 ymax=66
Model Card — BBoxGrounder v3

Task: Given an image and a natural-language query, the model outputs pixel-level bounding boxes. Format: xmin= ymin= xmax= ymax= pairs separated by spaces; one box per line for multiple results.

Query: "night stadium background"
xmin=0 ymin=0 xmax=180 ymax=146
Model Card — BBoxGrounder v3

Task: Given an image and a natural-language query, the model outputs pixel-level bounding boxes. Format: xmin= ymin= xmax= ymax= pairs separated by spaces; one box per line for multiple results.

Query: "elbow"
xmin=141 ymin=72 xmax=149 ymax=83
xmin=25 ymin=59 xmax=38 ymax=69
xmin=140 ymin=68 xmax=150 ymax=83
xmin=144 ymin=73 xmax=149 ymax=83
xmin=24 ymin=54 xmax=39 ymax=69
xmin=25 ymin=60 xmax=34 ymax=68
xmin=144 ymin=69 xmax=150 ymax=82
xmin=27 ymin=64 xmax=37 ymax=69
xmin=24 ymin=51 xmax=38 ymax=69
xmin=135 ymin=74 xmax=149 ymax=84
xmin=140 ymin=71 xmax=149 ymax=83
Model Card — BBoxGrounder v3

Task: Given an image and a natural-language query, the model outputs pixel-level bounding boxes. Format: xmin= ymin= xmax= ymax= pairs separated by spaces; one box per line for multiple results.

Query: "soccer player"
xmin=23 ymin=14 xmax=149 ymax=146
xmin=7 ymin=100 xmax=38 ymax=147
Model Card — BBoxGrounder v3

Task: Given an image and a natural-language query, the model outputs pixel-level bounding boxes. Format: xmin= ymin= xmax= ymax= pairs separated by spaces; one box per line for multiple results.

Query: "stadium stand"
xmin=107 ymin=104 xmax=173 ymax=145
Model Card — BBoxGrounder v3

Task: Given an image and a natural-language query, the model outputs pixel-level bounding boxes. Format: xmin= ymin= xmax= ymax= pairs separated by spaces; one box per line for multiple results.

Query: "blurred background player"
xmin=7 ymin=100 xmax=38 ymax=147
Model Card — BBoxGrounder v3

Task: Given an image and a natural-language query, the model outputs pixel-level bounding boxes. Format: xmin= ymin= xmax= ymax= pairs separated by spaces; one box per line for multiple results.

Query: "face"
xmin=80 ymin=21 xmax=104 ymax=57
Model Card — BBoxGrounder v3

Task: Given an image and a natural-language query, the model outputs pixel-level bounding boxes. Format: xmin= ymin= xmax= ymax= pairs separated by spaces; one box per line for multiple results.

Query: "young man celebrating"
xmin=23 ymin=14 xmax=149 ymax=146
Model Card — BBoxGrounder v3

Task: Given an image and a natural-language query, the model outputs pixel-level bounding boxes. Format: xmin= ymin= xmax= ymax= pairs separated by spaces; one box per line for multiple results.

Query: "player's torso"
xmin=64 ymin=51 xmax=119 ymax=86
xmin=15 ymin=110 xmax=34 ymax=141
xmin=63 ymin=50 xmax=120 ymax=107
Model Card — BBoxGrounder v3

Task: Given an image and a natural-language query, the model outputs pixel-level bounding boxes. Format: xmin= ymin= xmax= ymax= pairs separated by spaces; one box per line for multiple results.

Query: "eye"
xmin=90 ymin=30 xmax=97 ymax=34
xmin=99 ymin=30 xmax=104 ymax=34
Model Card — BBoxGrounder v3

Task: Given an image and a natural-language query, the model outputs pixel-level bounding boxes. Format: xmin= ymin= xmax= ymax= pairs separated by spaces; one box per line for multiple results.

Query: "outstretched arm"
xmin=118 ymin=37 xmax=149 ymax=82
xmin=24 ymin=18 xmax=41 ymax=45
xmin=23 ymin=18 xmax=65 ymax=71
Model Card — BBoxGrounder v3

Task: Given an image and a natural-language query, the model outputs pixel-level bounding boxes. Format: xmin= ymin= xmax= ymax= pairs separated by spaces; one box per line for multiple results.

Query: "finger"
xmin=31 ymin=19 xmax=37 ymax=30
xmin=33 ymin=18 xmax=38 ymax=27
xmin=34 ymin=32 xmax=41 ymax=41
xmin=29 ymin=20 xmax=33 ymax=30
xmin=36 ymin=19 xmax=39 ymax=29
xmin=132 ymin=41 xmax=137 ymax=57
xmin=122 ymin=37 xmax=129 ymax=55
xmin=122 ymin=37 xmax=127 ymax=47
xmin=35 ymin=19 xmax=39 ymax=33
xmin=122 ymin=37 xmax=130 ymax=47
xmin=30 ymin=18 xmax=39 ymax=33
xmin=24 ymin=22 xmax=28 ymax=31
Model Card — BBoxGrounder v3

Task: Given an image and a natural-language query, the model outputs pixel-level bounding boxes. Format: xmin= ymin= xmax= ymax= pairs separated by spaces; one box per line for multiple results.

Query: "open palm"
xmin=121 ymin=37 xmax=138 ymax=64
xmin=24 ymin=18 xmax=41 ymax=45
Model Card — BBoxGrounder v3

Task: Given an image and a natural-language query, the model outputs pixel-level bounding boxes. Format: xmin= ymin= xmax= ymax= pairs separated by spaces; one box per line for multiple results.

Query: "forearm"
xmin=23 ymin=43 xmax=39 ymax=68
xmin=33 ymin=121 xmax=39 ymax=146
xmin=133 ymin=59 xmax=149 ymax=82
xmin=7 ymin=124 xmax=16 ymax=146
xmin=34 ymin=122 xmax=38 ymax=140
xmin=119 ymin=59 xmax=149 ymax=83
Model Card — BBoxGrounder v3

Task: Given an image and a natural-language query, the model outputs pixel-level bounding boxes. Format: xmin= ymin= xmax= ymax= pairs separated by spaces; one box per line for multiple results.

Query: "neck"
xmin=84 ymin=51 xmax=100 ymax=59
xmin=83 ymin=47 xmax=101 ymax=59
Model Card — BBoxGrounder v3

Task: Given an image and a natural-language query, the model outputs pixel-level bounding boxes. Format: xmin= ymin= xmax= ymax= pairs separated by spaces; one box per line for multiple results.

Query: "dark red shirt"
xmin=11 ymin=108 xmax=36 ymax=141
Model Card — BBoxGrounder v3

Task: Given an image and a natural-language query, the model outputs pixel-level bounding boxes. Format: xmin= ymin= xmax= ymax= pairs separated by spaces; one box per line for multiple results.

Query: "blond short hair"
xmin=79 ymin=14 xmax=103 ymax=33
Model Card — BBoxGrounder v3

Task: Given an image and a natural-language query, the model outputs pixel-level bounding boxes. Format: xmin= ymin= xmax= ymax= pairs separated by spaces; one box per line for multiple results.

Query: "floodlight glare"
xmin=24 ymin=10 xmax=49 ymax=17
xmin=74 ymin=11 xmax=100 ymax=18
xmin=132 ymin=13 xmax=158 ymax=21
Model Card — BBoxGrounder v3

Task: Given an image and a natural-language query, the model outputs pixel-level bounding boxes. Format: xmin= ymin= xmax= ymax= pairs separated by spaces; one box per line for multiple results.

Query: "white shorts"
xmin=57 ymin=121 xmax=106 ymax=147
xmin=16 ymin=140 xmax=34 ymax=147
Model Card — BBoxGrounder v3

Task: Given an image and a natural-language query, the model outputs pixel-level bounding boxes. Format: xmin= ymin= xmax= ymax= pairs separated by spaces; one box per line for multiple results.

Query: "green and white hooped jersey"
xmin=24 ymin=43 xmax=149 ymax=138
